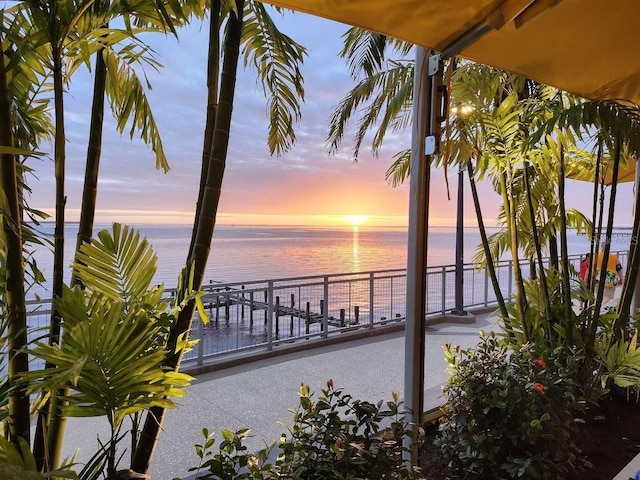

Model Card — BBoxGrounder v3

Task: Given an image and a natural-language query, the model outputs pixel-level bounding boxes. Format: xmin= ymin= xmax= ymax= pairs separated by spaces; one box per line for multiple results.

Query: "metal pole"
xmin=632 ymin=158 xmax=640 ymax=315
xmin=452 ymin=163 xmax=467 ymax=315
xmin=267 ymin=281 xmax=274 ymax=350
xmin=323 ymin=276 xmax=329 ymax=337
xmin=369 ymin=272 xmax=375 ymax=326
xmin=403 ymin=48 xmax=442 ymax=466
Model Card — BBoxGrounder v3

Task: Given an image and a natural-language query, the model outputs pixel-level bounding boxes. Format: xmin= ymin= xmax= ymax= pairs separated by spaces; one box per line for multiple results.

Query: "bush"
xmin=436 ymin=333 xmax=587 ymax=479
xmin=178 ymin=380 xmax=421 ymax=480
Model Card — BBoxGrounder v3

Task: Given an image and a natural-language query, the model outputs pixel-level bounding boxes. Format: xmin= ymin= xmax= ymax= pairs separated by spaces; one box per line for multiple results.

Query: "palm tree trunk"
xmin=45 ymin=48 xmax=68 ymax=471
xmin=557 ymin=144 xmax=573 ymax=328
xmin=75 ymin=44 xmax=107 ymax=273
xmin=548 ymin=234 xmax=559 ymax=270
xmin=188 ymin=0 xmax=220 ymax=260
xmin=0 ymin=32 xmax=31 ymax=448
xmin=131 ymin=1 xmax=245 ymax=472
xmin=590 ymin=139 xmax=621 ymax=348
xmin=35 ymin=38 xmax=110 ymax=472
xmin=466 ymin=159 xmax=508 ymax=318
xmin=586 ymin=147 xmax=602 ymax=293
xmin=523 ymin=161 xmax=552 ymax=339
xmin=501 ymin=168 xmax=529 ymax=340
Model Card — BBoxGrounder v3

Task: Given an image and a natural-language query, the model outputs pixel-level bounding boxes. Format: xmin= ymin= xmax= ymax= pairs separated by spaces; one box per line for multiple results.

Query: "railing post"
xmin=390 ymin=277 xmax=394 ymax=320
xmin=369 ymin=272 xmax=375 ymax=326
xmin=441 ymin=266 xmax=446 ymax=315
xmin=267 ymin=281 xmax=274 ymax=350
xmin=323 ymin=276 xmax=329 ymax=338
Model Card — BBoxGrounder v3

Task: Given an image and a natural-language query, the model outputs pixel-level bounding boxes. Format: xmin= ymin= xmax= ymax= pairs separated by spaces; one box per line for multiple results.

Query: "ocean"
xmin=27 ymin=222 xmax=631 ymax=300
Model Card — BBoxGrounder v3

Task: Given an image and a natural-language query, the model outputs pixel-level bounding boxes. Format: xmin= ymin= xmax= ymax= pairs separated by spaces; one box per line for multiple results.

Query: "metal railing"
xmin=24 ymin=251 xmax=626 ymax=369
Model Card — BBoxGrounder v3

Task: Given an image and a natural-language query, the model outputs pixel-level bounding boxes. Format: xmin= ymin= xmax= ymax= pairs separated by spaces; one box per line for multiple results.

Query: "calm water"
xmin=27 ymin=223 xmax=630 ymax=299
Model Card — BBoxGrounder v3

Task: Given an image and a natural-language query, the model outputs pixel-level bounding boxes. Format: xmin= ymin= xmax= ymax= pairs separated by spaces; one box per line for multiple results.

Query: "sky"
xmin=25 ymin=7 xmax=636 ymax=229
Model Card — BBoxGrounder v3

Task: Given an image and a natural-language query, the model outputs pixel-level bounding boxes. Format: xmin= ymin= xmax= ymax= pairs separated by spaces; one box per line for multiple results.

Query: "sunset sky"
xmin=26 ymin=8 xmax=636 ymax=228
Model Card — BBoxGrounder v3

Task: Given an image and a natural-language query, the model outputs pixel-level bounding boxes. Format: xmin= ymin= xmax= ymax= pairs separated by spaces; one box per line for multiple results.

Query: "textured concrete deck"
xmin=61 ymin=312 xmax=496 ymax=478
xmin=62 ymin=309 xmax=639 ymax=480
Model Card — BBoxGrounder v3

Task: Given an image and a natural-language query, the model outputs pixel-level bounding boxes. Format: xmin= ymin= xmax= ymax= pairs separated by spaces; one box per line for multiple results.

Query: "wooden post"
xmin=340 ymin=308 xmax=345 ymax=327
xmin=215 ymin=291 xmax=220 ymax=326
xmin=275 ymin=296 xmax=280 ymax=338
xmin=264 ymin=290 xmax=268 ymax=325
xmin=354 ymin=305 xmax=360 ymax=324
xmin=305 ymin=302 xmax=310 ymax=335
xmin=249 ymin=291 xmax=254 ymax=331
xmin=290 ymin=293 xmax=295 ymax=335
xmin=241 ymin=285 xmax=245 ymax=319
xmin=224 ymin=287 xmax=230 ymax=321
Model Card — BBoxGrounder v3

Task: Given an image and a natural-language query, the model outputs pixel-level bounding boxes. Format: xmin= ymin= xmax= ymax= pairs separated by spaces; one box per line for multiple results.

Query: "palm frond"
xmin=72 ymin=223 xmax=158 ymax=304
xmin=385 ymin=149 xmax=410 ymax=186
xmin=241 ymin=2 xmax=306 ymax=156
xmin=339 ymin=27 xmax=389 ymax=79
xmin=95 ymin=38 xmax=169 ymax=171
xmin=327 ymin=61 xmax=412 ymax=159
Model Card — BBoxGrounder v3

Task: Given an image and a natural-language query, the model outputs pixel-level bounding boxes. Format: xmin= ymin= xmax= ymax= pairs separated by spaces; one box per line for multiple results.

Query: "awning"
xmin=261 ymin=0 xmax=640 ymax=105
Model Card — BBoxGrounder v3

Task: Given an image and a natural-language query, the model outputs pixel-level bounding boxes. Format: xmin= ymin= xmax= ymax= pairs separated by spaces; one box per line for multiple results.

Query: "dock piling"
xmin=275 ymin=296 xmax=280 ymax=338
xmin=241 ymin=286 xmax=245 ymax=319
xmin=264 ymin=290 xmax=268 ymax=325
xmin=249 ymin=291 xmax=254 ymax=331
xmin=290 ymin=294 xmax=295 ymax=335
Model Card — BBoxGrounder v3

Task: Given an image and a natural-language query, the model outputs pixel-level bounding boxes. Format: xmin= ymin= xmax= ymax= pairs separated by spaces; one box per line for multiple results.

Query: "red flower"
xmin=532 ymin=359 xmax=546 ymax=368
xmin=532 ymin=382 xmax=545 ymax=394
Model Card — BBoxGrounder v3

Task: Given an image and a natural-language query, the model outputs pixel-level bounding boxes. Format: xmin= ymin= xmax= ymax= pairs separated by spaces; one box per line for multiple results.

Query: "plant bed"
xmin=419 ymin=393 xmax=640 ymax=480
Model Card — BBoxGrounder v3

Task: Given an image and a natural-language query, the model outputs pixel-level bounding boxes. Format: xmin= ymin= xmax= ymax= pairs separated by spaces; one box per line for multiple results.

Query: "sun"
xmin=342 ymin=215 xmax=370 ymax=226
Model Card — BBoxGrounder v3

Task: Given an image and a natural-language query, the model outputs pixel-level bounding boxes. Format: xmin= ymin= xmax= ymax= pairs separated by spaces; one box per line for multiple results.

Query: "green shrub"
xmin=436 ymin=333 xmax=587 ymax=479
xmin=178 ymin=381 xmax=421 ymax=480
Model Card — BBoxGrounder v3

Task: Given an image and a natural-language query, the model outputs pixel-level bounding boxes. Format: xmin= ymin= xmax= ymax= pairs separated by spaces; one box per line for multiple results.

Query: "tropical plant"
xmin=18 ymin=223 xmax=196 ymax=478
xmin=438 ymin=333 xmax=588 ymax=479
xmin=3 ymin=0 xmax=205 ymax=470
xmin=0 ymin=435 xmax=77 ymax=480
xmin=177 ymin=381 xmax=420 ymax=480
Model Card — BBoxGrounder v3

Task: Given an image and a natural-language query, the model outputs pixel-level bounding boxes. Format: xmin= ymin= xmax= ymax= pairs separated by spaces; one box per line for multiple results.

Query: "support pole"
xmin=452 ymin=163 xmax=467 ymax=315
xmin=632 ymin=157 xmax=640 ymax=316
xmin=403 ymin=47 xmax=443 ymax=465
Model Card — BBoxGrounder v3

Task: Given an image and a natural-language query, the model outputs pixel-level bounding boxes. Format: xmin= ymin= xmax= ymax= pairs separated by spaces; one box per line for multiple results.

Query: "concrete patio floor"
xmin=61 ymin=312 xmax=498 ymax=478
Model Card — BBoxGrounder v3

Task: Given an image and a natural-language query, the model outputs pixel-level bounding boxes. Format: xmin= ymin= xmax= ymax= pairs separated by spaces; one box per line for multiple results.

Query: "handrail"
xmin=24 ymin=251 xmax=628 ymax=369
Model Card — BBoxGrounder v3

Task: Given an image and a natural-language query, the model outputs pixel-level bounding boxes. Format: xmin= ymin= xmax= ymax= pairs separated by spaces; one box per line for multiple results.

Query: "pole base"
xmin=443 ymin=311 xmax=476 ymax=324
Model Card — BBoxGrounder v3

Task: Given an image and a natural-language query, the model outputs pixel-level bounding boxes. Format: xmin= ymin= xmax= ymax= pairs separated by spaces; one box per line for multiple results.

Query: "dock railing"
xmin=24 ymin=251 xmax=626 ymax=369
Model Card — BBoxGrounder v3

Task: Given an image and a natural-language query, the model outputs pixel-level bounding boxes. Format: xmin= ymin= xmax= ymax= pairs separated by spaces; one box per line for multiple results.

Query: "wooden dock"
xmin=201 ymin=290 xmax=360 ymax=329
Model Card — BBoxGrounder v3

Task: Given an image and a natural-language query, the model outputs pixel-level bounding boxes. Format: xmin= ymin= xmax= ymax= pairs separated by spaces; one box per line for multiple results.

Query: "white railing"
xmin=24 ymin=251 xmax=626 ymax=369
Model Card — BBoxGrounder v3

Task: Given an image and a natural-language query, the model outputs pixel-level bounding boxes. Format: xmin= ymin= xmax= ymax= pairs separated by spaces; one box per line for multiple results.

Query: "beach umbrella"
xmin=566 ymin=155 xmax=637 ymax=186
xmin=257 ymin=0 xmax=640 ymax=463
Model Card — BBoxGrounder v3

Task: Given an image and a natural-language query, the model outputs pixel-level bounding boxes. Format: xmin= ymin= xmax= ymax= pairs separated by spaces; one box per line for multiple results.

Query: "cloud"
xmin=25 ymin=8 xmax=634 ymax=229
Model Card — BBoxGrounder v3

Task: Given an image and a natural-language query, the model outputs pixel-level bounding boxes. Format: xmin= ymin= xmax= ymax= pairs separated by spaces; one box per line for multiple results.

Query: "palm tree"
xmin=132 ymin=1 xmax=307 ymax=472
xmin=1 ymin=5 xmax=57 ymax=448
xmin=0 ymin=27 xmax=30 ymax=447
xmin=73 ymin=0 xmax=193 ymax=268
